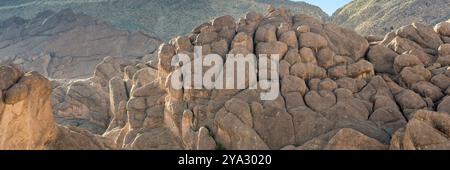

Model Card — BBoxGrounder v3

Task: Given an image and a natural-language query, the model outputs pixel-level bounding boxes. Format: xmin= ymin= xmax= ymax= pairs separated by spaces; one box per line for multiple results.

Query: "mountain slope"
xmin=332 ymin=0 xmax=450 ymax=36
xmin=0 ymin=9 xmax=162 ymax=79
xmin=0 ymin=0 xmax=328 ymax=40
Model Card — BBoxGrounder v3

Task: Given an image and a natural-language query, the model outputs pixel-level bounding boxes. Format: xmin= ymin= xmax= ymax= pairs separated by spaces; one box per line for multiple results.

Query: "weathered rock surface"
xmin=1 ymin=7 xmax=450 ymax=150
xmin=0 ymin=66 xmax=114 ymax=149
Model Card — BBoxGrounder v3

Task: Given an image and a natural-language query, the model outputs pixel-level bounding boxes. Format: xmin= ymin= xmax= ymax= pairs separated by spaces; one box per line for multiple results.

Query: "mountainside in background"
xmin=0 ymin=9 xmax=162 ymax=79
xmin=332 ymin=0 xmax=450 ymax=36
xmin=0 ymin=0 xmax=328 ymax=40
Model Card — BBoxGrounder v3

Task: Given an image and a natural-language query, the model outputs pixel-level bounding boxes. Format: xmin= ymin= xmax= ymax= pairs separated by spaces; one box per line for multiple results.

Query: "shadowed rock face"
xmin=1 ymin=7 xmax=450 ymax=150
xmin=0 ymin=9 xmax=162 ymax=79
xmin=332 ymin=0 xmax=450 ymax=37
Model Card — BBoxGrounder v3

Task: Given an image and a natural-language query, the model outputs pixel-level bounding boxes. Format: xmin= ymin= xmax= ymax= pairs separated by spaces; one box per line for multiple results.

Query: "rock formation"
xmin=0 ymin=9 xmax=162 ymax=79
xmin=0 ymin=66 xmax=114 ymax=149
xmin=332 ymin=0 xmax=450 ymax=37
xmin=1 ymin=7 xmax=450 ymax=150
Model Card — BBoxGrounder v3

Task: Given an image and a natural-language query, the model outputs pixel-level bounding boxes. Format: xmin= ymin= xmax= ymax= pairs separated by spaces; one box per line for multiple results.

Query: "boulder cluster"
xmin=1 ymin=7 xmax=450 ymax=150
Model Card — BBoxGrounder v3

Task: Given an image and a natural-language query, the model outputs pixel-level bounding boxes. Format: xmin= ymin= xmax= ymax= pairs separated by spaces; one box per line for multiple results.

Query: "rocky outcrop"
xmin=2 ymin=7 xmax=450 ymax=150
xmin=0 ymin=9 xmax=162 ymax=79
xmin=0 ymin=65 xmax=114 ymax=149
xmin=332 ymin=0 xmax=450 ymax=37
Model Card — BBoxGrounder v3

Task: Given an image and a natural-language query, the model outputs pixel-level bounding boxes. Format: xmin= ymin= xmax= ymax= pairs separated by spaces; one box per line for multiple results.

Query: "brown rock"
xmin=394 ymin=54 xmax=423 ymax=73
xmin=367 ymin=45 xmax=398 ymax=74
xmin=299 ymin=32 xmax=328 ymax=49
xmin=325 ymin=128 xmax=388 ymax=150
xmin=290 ymin=63 xmax=326 ymax=80
xmin=390 ymin=110 xmax=450 ymax=150
xmin=232 ymin=32 xmax=254 ymax=52
xmin=0 ymin=66 xmax=23 ymax=90
xmin=255 ymin=24 xmax=277 ymax=43
xmin=438 ymin=96 xmax=450 ymax=114
xmin=279 ymin=31 xmax=298 ymax=49
xmin=305 ymin=90 xmax=336 ymax=112
xmin=434 ymin=21 xmax=450 ymax=36
xmin=255 ymin=41 xmax=288 ymax=57
xmin=224 ymin=98 xmax=253 ymax=127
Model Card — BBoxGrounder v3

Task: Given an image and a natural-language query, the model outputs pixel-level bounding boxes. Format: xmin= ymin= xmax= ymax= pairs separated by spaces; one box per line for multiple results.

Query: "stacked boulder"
xmin=101 ymin=7 xmax=426 ymax=150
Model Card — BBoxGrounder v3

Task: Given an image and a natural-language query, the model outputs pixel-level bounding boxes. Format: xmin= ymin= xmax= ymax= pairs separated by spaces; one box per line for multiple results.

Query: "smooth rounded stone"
xmin=328 ymin=65 xmax=348 ymax=79
xmin=395 ymin=90 xmax=427 ymax=119
xmin=283 ymin=49 xmax=301 ymax=65
xmin=232 ymin=32 xmax=254 ymax=52
xmin=400 ymin=65 xmax=432 ymax=87
xmin=394 ymin=54 xmax=423 ymax=73
xmin=211 ymin=39 xmax=229 ymax=56
xmin=396 ymin=23 xmax=443 ymax=50
xmin=255 ymin=41 xmax=288 ymax=57
xmin=281 ymin=75 xmax=308 ymax=95
xmin=299 ymin=32 xmax=328 ymax=49
xmin=317 ymin=48 xmax=335 ymax=69
xmin=390 ymin=110 xmax=450 ymax=150
xmin=367 ymin=45 xmax=397 ymax=74
xmin=255 ymin=24 xmax=277 ymax=43
xmin=289 ymin=106 xmax=333 ymax=145
xmin=283 ymin=92 xmax=306 ymax=110
xmin=438 ymin=44 xmax=450 ymax=56
xmin=307 ymin=78 xmax=321 ymax=91
xmin=346 ymin=60 xmax=374 ymax=79
xmin=387 ymin=36 xmax=424 ymax=55
xmin=434 ymin=21 xmax=450 ymax=36
xmin=252 ymin=108 xmax=295 ymax=149
xmin=224 ymin=98 xmax=253 ymax=127
xmin=296 ymin=25 xmax=310 ymax=34
xmin=218 ymin=27 xmax=236 ymax=43
xmin=431 ymin=74 xmax=450 ymax=90
xmin=299 ymin=47 xmax=317 ymax=64
xmin=305 ymin=90 xmax=336 ymax=112
xmin=214 ymin=109 xmax=269 ymax=150
xmin=325 ymin=128 xmax=388 ymax=150
xmin=212 ymin=15 xmax=236 ymax=30
xmin=437 ymin=55 xmax=450 ymax=66
xmin=279 ymin=60 xmax=291 ymax=78
xmin=290 ymin=63 xmax=326 ymax=80
xmin=279 ymin=31 xmax=298 ymax=49
xmin=411 ymin=81 xmax=444 ymax=102
xmin=195 ymin=31 xmax=219 ymax=45
xmin=3 ymin=83 xmax=28 ymax=104
xmin=276 ymin=23 xmax=290 ymax=38
xmin=437 ymin=96 xmax=450 ymax=114
xmin=336 ymin=77 xmax=358 ymax=93
xmin=0 ymin=66 xmax=23 ymax=90
xmin=173 ymin=36 xmax=193 ymax=52
xmin=319 ymin=78 xmax=337 ymax=91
